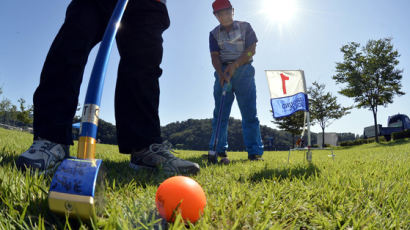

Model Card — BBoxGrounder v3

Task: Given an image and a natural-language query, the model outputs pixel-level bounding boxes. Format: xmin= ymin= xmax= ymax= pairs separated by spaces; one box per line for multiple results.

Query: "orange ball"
xmin=155 ymin=176 xmax=206 ymax=223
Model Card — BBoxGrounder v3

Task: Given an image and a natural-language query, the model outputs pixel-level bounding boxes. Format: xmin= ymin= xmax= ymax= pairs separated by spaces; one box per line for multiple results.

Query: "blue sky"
xmin=0 ymin=0 xmax=409 ymax=136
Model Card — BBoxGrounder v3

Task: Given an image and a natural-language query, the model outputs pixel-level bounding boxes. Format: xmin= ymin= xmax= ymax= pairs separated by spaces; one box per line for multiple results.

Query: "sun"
xmin=261 ymin=0 xmax=297 ymax=24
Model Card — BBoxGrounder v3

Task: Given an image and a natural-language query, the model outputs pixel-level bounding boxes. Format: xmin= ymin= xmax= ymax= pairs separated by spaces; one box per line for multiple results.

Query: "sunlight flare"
xmin=260 ymin=0 xmax=298 ymax=24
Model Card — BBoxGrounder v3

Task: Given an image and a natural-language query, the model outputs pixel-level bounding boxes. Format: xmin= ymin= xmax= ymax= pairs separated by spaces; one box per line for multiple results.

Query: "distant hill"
xmin=72 ymin=117 xmax=118 ymax=145
xmin=161 ymin=117 xmax=296 ymax=150
xmin=74 ymin=117 xmax=357 ymax=151
xmin=165 ymin=118 xmax=282 ymax=151
xmin=161 ymin=118 xmax=358 ymax=151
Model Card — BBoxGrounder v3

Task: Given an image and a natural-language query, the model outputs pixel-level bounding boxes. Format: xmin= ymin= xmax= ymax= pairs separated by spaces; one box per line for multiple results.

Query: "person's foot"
xmin=130 ymin=141 xmax=200 ymax=175
xmin=208 ymin=151 xmax=230 ymax=165
xmin=217 ymin=151 xmax=230 ymax=164
xmin=207 ymin=151 xmax=218 ymax=164
xmin=248 ymin=154 xmax=263 ymax=161
xmin=16 ymin=137 xmax=69 ymax=173
xmin=219 ymin=157 xmax=230 ymax=165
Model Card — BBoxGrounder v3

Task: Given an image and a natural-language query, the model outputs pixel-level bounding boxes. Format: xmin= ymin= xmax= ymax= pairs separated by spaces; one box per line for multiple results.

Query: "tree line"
xmin=163 ymin=118 xmax=359 ymax=150
xmin=0 ymin=94 xmax=357 ymax=149
xmin=0 ymin=88 xmax=33 ymax=127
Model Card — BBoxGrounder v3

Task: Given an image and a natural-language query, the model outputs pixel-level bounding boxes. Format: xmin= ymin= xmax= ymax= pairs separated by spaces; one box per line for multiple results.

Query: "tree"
xmin=337 ymin=133 xmax=356 ymax=142
xmin=0 ymin=98 xmax=12 ymax=124
xmin=308 ymin=82 xmax=351 ymax=147
xmin=333 ymin=38 xmax=404 ymax=142
xmin=9 ymin=105 xmax=18 ymax=125
xmin=16 ymin=98 xmax=33 ymax=125
xmin=1 ymin=90 xmax=33 ymax=126
xmin=97 ymin=119 xmax=118 ymax=144
xmin=272 ymin=110 xmax=305 ymax=148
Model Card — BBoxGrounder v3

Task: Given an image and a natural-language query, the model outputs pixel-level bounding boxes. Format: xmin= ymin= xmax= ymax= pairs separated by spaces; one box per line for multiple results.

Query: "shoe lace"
xmin=30 ymin=140 xmax=61 ymax=158
xmin=149 ymin=141 xmax=178 ymax=158
xmin=30 ymin=140 xmax=50 ymax=152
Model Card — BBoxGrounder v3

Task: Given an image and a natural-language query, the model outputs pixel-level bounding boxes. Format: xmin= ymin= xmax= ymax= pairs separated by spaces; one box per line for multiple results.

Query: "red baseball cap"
xmin=212 ymin=0 xmax=232 ymax=13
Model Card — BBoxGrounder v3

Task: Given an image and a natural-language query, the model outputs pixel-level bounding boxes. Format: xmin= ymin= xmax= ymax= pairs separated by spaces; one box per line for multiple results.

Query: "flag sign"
xmin=265 ymin=70 xmax=309 ymax=118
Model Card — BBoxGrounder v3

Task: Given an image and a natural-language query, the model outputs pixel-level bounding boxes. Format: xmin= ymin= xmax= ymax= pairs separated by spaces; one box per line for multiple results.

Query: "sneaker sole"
xmin=129 ymin=162 xmax=200 ymax=175
xmin=129 ymin=162 xmax=156 ymax=171
xmin=16 ymin=156 xmax=63 ymax=175
xmin=219 ymin=157 xmax=230 ymax=165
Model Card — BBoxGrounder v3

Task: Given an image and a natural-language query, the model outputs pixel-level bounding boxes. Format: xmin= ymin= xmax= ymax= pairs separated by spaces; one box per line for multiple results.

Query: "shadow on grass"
xmin=19 ymin=185 xmax=164 ymax=230
xmin=25 ymin=197 xmax=120 ymax=230
xmin=0 ymin=153 xmax=18 ymax=167
xmin=100 ymin=159 xmax=174 ymax=187
xmin=100 ymin=153 xmax=208 ymax=187
xmin=192 ymin=154 xmax=254 ymax=168
xmin=250 ymin=163 xmax=320 ymax=182
xmin=4 ymin=197 xmax=63 ymax=230
xmin=0 ymin=153 xmax=202 ymax=189
xmin=16 ymin=161 xmax=165 ymax=230
xmin=184 ymin=155 xmax=206 ymax=164
xmin=0 ymin=157 xmax=170 ymax=228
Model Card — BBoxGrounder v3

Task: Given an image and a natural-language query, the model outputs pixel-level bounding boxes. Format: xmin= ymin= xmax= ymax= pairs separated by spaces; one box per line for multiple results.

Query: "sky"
xmin=0 ymin=0 xmax=409 ymax=136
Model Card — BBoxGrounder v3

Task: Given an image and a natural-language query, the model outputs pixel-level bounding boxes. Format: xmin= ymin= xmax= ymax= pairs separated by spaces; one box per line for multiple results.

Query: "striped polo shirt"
xmin=209 ymin=21 xmax=258 ymax=63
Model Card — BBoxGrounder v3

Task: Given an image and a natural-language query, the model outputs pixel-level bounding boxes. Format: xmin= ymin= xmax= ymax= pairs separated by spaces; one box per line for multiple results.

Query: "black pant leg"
xmin=33 ymin=0 xmax=107 ymax=145
xmin=115 ymin=0 xmax=170 ymax=153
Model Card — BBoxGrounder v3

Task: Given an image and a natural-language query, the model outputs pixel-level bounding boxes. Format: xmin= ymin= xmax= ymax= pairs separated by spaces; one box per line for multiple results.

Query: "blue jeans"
xmin=209 ymin=64 xmax=264 ymax=156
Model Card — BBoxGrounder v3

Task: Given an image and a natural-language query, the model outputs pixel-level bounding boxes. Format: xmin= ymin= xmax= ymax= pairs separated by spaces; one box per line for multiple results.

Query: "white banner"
xmin=265 ymin=70 xmax=306 ymax=99
xmin=265 ymin=70 xmax=309 ymax=118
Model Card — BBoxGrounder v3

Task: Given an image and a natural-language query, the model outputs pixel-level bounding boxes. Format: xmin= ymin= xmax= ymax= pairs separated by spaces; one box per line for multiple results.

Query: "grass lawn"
xmin=0 ymin=127 xmax=409 ymax=229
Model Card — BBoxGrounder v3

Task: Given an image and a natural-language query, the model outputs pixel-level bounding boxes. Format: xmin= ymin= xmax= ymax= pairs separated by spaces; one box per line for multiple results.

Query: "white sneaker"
xmin=16 ymin=138 xmax=69 ymax=173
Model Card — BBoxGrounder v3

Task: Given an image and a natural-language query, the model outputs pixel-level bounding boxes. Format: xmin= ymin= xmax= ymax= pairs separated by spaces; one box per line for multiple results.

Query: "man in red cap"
xmin=208 ymin=0 xmax=264 ymax=164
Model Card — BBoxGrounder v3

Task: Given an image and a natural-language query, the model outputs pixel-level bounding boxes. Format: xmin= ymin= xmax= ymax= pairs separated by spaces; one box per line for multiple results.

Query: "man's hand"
xmin=216 ymin=71 xmax=226 ymax=86
xmin=221 ymin=43 xmax=256 ymax=84
xmin=223 ymin=62 xmax=238 ymax=82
